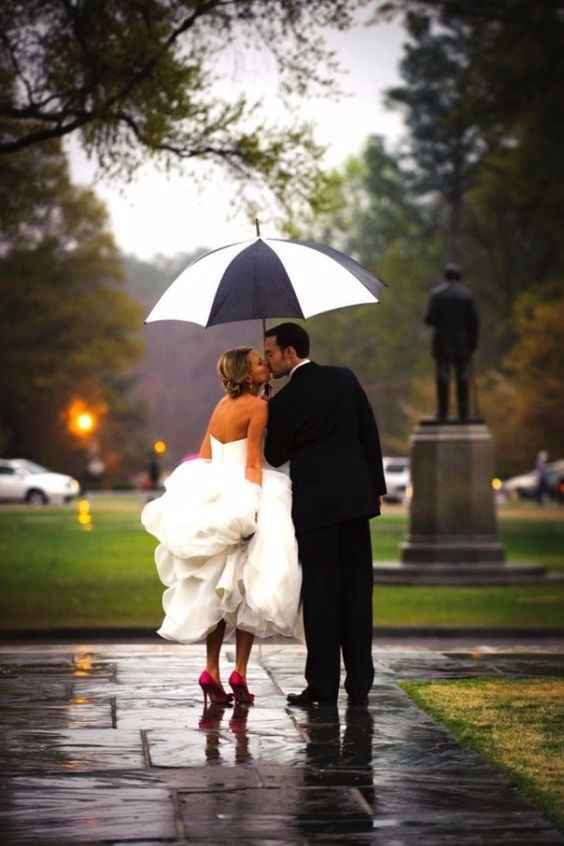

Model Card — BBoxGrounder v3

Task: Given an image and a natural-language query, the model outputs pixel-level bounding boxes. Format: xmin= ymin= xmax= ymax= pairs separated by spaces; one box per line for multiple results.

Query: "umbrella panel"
xmin=207 ymin=240 xmax=304 ymax=326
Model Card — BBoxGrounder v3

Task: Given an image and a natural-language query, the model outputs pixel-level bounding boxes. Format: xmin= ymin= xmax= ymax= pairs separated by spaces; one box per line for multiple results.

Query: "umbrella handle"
xmin=260 ymin=315 xmax=271 ymax=399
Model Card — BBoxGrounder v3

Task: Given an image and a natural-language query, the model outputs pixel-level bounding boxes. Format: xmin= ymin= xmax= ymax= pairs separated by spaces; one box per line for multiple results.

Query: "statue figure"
xmin=424 ymin=265 xmax=479 ymax=422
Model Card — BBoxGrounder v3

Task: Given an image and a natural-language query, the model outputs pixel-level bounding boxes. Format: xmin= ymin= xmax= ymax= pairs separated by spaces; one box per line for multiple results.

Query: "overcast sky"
xmin=68 ymin=16 xmax=406 ymax=259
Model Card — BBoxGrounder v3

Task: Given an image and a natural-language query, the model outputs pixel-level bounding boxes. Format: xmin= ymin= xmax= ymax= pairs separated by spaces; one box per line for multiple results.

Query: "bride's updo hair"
xmin=217 ymin=347 xmax=253 ymax=398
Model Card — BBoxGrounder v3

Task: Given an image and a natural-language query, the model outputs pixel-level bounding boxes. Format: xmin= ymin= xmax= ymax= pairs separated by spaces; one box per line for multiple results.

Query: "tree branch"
xmin=0 ymin=0 xmax=235 ymax=154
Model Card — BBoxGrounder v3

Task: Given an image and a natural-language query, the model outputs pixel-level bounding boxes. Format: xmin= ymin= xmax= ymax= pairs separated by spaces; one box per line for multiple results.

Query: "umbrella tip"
xmin=255 ymin=218 xmax=260 ymax=238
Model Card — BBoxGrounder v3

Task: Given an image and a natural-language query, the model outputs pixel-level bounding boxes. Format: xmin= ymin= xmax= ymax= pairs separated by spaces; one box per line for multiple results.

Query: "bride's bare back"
xmin=199 ymin=394 xmax=268 ymax=485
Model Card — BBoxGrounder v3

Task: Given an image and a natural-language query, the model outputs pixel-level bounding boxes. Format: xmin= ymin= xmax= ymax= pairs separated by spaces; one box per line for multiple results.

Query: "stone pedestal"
xmin=372 ymin=419 xmax=546 ymax=584
xmin=403 ymin=420 xmax=505 ymax=564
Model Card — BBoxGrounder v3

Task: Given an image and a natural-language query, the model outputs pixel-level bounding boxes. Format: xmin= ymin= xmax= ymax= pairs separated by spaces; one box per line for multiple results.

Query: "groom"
xmin=264 ymin=323 xmax=386 ymax=706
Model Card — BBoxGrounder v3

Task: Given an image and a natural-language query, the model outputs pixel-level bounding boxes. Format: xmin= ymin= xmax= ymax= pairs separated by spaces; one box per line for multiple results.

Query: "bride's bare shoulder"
xmin=246 ymin=395 xmax=268 ymax=415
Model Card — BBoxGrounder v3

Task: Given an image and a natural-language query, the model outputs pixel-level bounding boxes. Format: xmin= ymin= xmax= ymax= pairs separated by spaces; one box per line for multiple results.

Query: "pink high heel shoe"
xmin=198 ymin=670 xmax=233 ymax=707
xmin=228 ymin=671 xmax=255 ymax=705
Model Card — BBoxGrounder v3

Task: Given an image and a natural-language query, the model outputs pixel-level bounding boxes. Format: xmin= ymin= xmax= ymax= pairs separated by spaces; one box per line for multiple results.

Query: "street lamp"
xmin=153 ymin=440 xmax=167 ymax=455
xmin=66 ymin=399 xmax=106 ymax=494
xmin=76 ymin=412 xmax=95 ymax=434
xmin=68 ymin=401 xmax=98 ymax=438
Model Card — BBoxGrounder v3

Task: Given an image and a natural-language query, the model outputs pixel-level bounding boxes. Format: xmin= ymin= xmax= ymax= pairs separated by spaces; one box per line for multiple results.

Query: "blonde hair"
xmin=217 ymin=347 xmax=253 ymax=398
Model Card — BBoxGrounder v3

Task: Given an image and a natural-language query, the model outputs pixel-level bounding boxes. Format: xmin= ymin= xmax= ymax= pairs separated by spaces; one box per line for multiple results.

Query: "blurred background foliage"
xmin=1 ymin=0 xmax=563 ymax=481
xmin=300 ymin=0 xmax=564 ymax=473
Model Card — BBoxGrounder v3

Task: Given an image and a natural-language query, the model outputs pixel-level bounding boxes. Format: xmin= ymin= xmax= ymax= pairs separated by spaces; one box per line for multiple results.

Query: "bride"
xmin=141 ymin=346 xmax=302 ymax=707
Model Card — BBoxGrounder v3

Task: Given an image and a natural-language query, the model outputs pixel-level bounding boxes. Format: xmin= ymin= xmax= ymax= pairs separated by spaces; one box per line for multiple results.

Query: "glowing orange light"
xmin=492 ymin=478 xmax=503 ymax=491
xmin=73 ymin=653 xmax=94 ymax=676
xmin=76 ymin=412 xmax=94 ymax=432
xmin=67 ymin=399 xmax=103 ymax=438
xmin=154 ymin=440 xmax=167 ymax=455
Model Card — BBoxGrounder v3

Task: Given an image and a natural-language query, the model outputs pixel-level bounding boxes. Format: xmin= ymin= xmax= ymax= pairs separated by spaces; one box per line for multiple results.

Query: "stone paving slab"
xmin=0 ymin=641 xmax=563 ymax=844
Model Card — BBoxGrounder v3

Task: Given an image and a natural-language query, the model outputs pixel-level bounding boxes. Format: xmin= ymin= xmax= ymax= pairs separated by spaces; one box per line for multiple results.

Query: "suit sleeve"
xmin=264 ymin=394 xmax=293 ymax=467
xmin=353 ymin=375 xmax=387 ymax=497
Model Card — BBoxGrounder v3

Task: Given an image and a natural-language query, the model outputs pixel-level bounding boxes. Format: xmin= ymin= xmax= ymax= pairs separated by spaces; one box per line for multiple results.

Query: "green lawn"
xmin=370 ymin=504 xmax=564 ymax=628
xmin=370 ymin=506 xmax=564 ymax=572
xmin=0 ymin=494 xmax=563 ymax=630
xmin=0 ymin=495 xmax=161 ymax=629
xmin=402 ymin=678 xmax=564 ymax=832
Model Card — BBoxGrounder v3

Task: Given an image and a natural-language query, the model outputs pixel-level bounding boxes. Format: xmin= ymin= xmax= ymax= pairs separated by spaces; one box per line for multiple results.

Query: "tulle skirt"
xmin=141 ymin=458 xmax=303 ymax=643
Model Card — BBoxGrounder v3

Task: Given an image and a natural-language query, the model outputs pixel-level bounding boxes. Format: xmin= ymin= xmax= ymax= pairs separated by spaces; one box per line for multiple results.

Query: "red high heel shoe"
xmin=198 ymin=670 xmax=233 ymax=707
xmin=228 ymin=671 xmax=255 ymax=705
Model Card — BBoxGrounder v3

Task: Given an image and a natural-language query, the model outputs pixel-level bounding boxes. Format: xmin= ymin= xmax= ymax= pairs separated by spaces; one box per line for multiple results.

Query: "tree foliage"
xmin=371 ymin=0 xmax=564 ymax=466
xmin=506 ymin=294 xmax=564 ymax=462
xmin=478 ymin=293 xmax=564 ymax=472
xmin=385 ymin=16 xmax=485 ymax=259
xmin=288 ymin=3 xmax=564 ymax=467
xmin=0 ymin=0 xmax=369 ymax=213
xmin=0 ymin=139 xmax=145 ymax=476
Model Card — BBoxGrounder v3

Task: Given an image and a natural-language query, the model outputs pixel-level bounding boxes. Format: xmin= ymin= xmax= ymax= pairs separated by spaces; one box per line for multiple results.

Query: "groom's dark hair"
xmin=265 ymin=322 xmax=310 ymax=358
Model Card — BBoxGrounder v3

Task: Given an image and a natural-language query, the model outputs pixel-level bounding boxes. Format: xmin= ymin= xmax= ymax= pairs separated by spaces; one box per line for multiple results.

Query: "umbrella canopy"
xmin=145 ymin=237 xmax=386 ymax=327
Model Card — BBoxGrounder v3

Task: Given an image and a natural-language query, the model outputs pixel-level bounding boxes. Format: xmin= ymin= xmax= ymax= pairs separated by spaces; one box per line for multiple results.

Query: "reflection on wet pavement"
xmin=0 ymin=643 xmax=563 ymax=843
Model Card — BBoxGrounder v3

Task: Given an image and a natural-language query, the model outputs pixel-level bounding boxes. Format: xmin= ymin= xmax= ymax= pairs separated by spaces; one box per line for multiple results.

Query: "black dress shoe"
xmin=286 ymin=689 xmax=335 ymax=707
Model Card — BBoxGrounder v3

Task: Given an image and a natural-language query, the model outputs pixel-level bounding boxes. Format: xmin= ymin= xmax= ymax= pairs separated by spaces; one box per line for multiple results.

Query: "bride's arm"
xmin=245 ymin=400 xmax=268 ymax=486
xmin=198 ymin=423 xmax=212 ymax=459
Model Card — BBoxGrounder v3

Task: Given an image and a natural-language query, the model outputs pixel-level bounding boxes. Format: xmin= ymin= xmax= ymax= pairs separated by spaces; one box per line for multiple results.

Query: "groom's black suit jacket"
xmin=264 ymin=362 xmax=386 ymax=533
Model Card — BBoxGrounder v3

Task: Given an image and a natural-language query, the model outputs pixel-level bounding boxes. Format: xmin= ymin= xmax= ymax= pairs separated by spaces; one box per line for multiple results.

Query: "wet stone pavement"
xmin=0 ymin=642 xmax=563 ymax=844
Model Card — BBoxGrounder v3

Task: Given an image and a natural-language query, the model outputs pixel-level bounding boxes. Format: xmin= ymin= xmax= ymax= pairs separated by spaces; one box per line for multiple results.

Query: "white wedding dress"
xmin=141 ymin=436 xmax=303 ymax=643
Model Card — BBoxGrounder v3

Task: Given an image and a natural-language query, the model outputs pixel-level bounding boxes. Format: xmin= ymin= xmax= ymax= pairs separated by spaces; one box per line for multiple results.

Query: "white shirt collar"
xmin=289 ymin=358 xmax=311 ymax=379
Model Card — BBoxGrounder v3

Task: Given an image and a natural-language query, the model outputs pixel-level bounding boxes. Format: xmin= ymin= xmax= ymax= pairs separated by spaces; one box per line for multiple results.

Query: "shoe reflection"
xmin=198 ymin=702 xmax=253 ymax=765
xmin=298 ymin=704 xmax=375 ymax=833
xmin=229 ymin=703 xmax=253 ymax=764
xmin=199 ymin=703 xmax=227 ymax=763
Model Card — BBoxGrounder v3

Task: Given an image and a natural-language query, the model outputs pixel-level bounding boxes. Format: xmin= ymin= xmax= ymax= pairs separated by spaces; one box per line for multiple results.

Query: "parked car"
xmin=382 ymin=456 xmax=410 ymax=503
xmin=502 ymin=459 xmax=564 ymax=501
xmin=0 ymin=459 xmax=80 ymax=505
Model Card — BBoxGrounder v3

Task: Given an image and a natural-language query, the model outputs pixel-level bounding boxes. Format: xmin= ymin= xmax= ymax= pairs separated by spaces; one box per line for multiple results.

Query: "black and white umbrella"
xmin=145 ymin=232 xmax=386 ymax=327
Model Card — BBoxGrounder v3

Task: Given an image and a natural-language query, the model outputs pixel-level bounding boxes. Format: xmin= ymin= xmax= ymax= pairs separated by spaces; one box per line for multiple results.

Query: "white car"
xmin=503 ymin=459 xmax=564 ymax=501
xmin=383 ymin=456 xmax=410 ymax=503
xmin=0 ymin=459 xmax=80 ymax=505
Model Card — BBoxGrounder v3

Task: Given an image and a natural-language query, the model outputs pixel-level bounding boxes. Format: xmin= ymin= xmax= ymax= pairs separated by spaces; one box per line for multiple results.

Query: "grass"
xmin=0 ymin=495 xmax=161 ymax=629
xmin=373 ymin=583 xmax=564 ymax=628
xmin=0 ymin=494 xmax=563 ymax=630
xmin=401 ymin=678 xmax=564 ymax=832
xmin=370 ymin=503 xmax=564 ymax=628
xmin=371 ymin=504 xmax=564 ymax=571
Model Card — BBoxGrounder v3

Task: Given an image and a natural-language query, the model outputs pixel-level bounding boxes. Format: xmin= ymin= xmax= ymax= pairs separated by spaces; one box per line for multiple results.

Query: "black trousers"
xmin=296 ymin=517 xmax=374 ymax=701
xmin=436 ymin=354 xmax=471 ymax=420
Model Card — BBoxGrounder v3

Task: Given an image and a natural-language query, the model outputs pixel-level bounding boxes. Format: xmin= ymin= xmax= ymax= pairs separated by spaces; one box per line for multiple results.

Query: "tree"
xmin=475 ymin=291 xmax=564 ymax=475
xmin=506 ymin=294 xmax=564 ymax=463
xmin=385 ymin=14 xmax=485 ymax=260
xmin=359 ymin=1 xmax=564 ymax=468
xmin=0 ymin=0 xmax=368 ymax=213
xmin=0 ymin=139 xmax=145 ymax=477
xmin=378 ymin=1 xmax=564 ymax=352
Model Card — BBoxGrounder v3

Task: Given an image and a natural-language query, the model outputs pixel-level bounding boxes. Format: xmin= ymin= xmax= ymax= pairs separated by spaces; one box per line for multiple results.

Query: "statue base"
xmin=372 ymin=420 xmax=546 ymax=585
xmin=372 ymin=561 xmax=547 ymax=585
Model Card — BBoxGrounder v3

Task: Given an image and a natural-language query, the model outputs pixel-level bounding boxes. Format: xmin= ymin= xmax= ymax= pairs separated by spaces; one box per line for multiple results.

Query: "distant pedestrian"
xmin=146 ymin=455 xmax=160 ymax=502
xmin=535 ymin=450 xmax=550 ymax=505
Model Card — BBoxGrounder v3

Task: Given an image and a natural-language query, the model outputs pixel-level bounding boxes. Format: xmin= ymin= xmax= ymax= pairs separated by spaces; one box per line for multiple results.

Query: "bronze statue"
xmin=424 ymin=265 xmax=479 ymax=422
